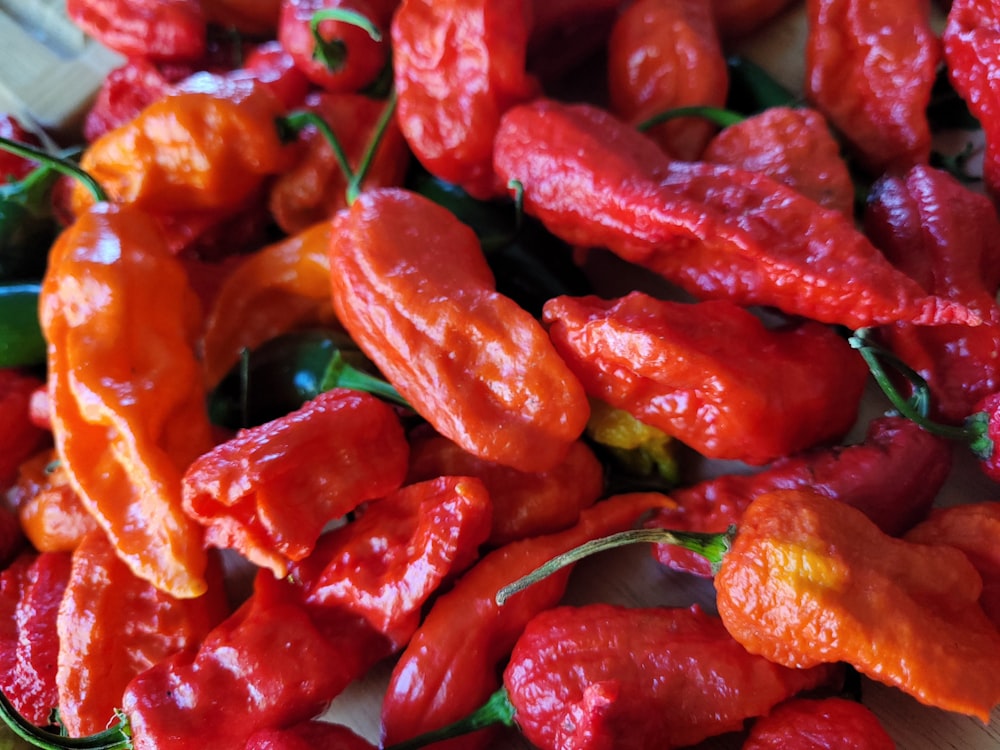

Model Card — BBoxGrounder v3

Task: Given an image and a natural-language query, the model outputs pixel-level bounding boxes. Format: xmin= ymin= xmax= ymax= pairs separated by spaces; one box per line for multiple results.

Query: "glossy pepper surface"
xmin=542 ymin=292 xmax=868 ymax=465
xmin=493 ymin=99 xmax=978 ymax=329
xmin=183 ymin=388 xmax=409 ymax=578
xmin=328 ymin=188 xmax=590 ymax=473
xmin=39 ymin=203 xmax=216 ymax=598
xmin=65 ymin=0 xmax=207 ymax=62
xmin=741 ymin=697 xmax=897 ymax=750
xmin=245 ymin=721 xmax=376 ymax=750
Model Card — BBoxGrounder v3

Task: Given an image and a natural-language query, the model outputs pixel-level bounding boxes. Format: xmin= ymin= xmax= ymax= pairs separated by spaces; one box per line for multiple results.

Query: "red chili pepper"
xmin=742 ymin=697 xmax=896 ymax=750
xmin=380 ymin=492 xmax=670 ymax=750
xmin=805 ymin=0 xmax=939 ymax=175
xmin=0 ymin=369 xmax=48 ymax=491
xmin=182 ymin=388 xmax=410 ymax=578
xmin=649 ymin=415 xmax=951 ymax=577
xmin=55 ymin=530 xmax=230 ymax=737
xmin=0 ymin=551 xmax=72 ymax=727
xmin=328 ymin=188 xmax=590 ymax=473
xmin=239 ymin=40 xmax=313 ymax=109
xmin=0 ymin=116 xmax=41 ymax=182
xmin=388 ymin=604 xmax=839 ymax=750
xmin=607 ymin=0 xmax=729 ymax=160
xmin=542 ymin=292 xmax=869 ymax=465
xmin=493 ymin=98 xmax=979 ymax=329
xmin=65 ymin=0 xmax=208 ymax=62
xmin=245 ymin=721 xmax=376 ymax=750
xmin=702 ymin=106 xmax=855 ymax=216
xmin=864 ymin=164 xmax=1000 ymax=424
xmin=391 ymin=0 xmax=540 ymax=198
xmin=82 ymin=60 xmax=173 ymax=143
xmin=405 ymin=429 xmax=605 ymax=546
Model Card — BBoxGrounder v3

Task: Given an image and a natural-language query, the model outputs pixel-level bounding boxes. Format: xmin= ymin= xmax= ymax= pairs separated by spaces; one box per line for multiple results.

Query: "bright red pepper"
xmin=65 ymin=0 xmax=208 ymax=62
xmin=607 ymin=0 xmax=728 ymax=160
xmin=0 ymin=116 xmax=41 ymax=182
xmin=0 ymin=369 xmax=48 ymax=491
xmin=238 ymin=40 xmax=312 ymax=109
xmin=742 ymin=697 xmax=896 ymax=750
xmin=805 ymin=0 xmax=939 ymax=175
xmin=82 ymin=59 xmax=173 ymax=143
xmin=182 ymin=388 xmax=410 ymax=578
xmin=328 ymin=188 xmax=590 ymax=473
xmin=245 ymin=721 xmax=376 ymax=750
xmin=542 ymin=292 xmax=868 ymax=465
xmin=649 ymin=415 xmax=951 ymax=577
xmin=493 ymin=99 xmax=979 ymax=329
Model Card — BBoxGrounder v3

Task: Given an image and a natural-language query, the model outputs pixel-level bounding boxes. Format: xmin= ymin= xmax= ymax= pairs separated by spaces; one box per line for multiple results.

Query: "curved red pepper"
xmin=742 ymin=697 xmax=896 ymax=750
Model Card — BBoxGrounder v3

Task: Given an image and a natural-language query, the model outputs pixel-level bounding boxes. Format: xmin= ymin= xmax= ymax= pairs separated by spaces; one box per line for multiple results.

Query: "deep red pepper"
xmin=649 ymin=415 xmax=951 ymax=577
xmin=493 ymin=98 xmax=979 ymax=329
xmin=238 ymin=40 xmax=313 ymax=109
xmin=0 ymin=369 xmax=48 ymax=492
xmin=65 ymin=0 xmax=208 ymax=62
xmin=542 ymin=292 xmax=869 ymax=465
xmin=742 ymin=697 xmax=896 ymax=750
xmin=245 ymin=721 xmax=376 ymax=750
xmin=864 ymin=164 xmax=1000 ymax=424
xmin=82 ymin=60 xmax=173 ymax=143
xmin=182 ymin=388 xmax=410 ymax=578
xmin=805 ymin=0 xmax=939 ymax=175
xmin=0 ymin=116 xmax=40 ymax=182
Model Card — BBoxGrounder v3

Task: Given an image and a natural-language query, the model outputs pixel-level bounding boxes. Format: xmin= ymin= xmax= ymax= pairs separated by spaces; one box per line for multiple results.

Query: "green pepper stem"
xmin=348 ymin=88 xmax=397 ymax=204
xmin=495 ymin=527 xmax=735 ymax=606
xmin=310 ymin=7 xmax=383 ymax=72
xmin=637 ymin=105 xmax=745 ymax=133
xmin=0 ymin=137 xmax=105 ymax=203
xmin=0 ymin=691 xmax=132 ymax=749
xmin=318 ymin=350 xmax=410 ymax=408
xmin=847 ymin=329 xmax=985 ymax=452
xmin=384 ymin=688 xmax=516 ymax=750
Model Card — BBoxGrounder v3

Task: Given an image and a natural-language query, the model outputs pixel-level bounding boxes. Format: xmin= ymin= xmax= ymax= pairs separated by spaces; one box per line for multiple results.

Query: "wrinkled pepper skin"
xmin=269 ymin=92 xmax=409 ymax=234
xmin=906 ymin=502 xmax=1000 ymax=628
xmin=66 ymin=0 xmax=207 ymax=62
xmin=380 ymin=492 xmax=669 ymax=750
xmin=201 ymin=222 xmax=336 ymax=389
xmin=864 ymin=164 xmax=1000 ymax=424
xmin=182 ymin=388 xmax=410 ymax=578
xmin=805 ymin=0 xmax=939 ymax=175
xmin=504 ymin=604 xmax=839 ymax=750
xmin=715 ymin=489 xmax=1000 ymax=721
xmin=328 ymin=188 xmax=590 ymax=473
xmin=82 ymin=59 xmax=173 ymax=143
xmin=70 ymin=77 xmax=294 ymax=217
xmin=56 ymin=530 xmax=230 ymax=737
xmin=405 ymin=429 xmax=604 ymax=546
xmin=493 ymin=99 xmax=978 ymax=329
xmin=245 ymin=721 xmax=376 ymax=750
xmin=39 ymin=203 xmax=216 ymax=599
xmin=742 ymin=697 xmax=896 ymax=750
xmin=650 ymin=416 xmax=950 ymax=577
xmin=0 ymin=552 xmax=72 ymax=727
xmin=607 ymin=0 xmax=728 ymax=160
xmin=0 ymin=369 xmax=47 ymax=491
xmin=543 ymin=292 xmax=868 ymax=465
xmin=391 ymin=0 xmax=539 ymax=198
xmin=7 ymin=450 xmax=99 ymax=553
xmin=264 ymin=475 xmax=491 ymax=648
xmin=702 ymin=106 xmax=855 ymax=216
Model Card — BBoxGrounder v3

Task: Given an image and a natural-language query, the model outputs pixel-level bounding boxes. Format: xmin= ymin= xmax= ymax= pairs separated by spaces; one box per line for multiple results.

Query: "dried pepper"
xmin=742 ymin=697 xmax=897 ymax=750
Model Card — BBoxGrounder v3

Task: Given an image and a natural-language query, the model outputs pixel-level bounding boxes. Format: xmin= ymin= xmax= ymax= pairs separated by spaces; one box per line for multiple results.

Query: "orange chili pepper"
xmin=39 ymin=203 xmax=216 ymax=599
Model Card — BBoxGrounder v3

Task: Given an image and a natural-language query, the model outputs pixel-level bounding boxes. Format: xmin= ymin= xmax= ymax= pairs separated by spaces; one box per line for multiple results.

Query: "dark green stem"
xmin=310 ymin=8 xmax=382 ymax=72
xmin=495 ymin=527 xmax=735 ymax=606
xmin=385 ymin=688 xmax=516 ymax=750
xmin=0 ymin=691 xmax=131 ymax=749
xmin=0 ymin=138 xmax=105 ymax=203
xmin=638 ymin=105 xmax=745 ymax=133
xmin=347 ymin=89 xmax=397 ymax=204
xmin=319 ymin=349 xmax=409 ymax=408
xmin=279 ymin=110 xmax=354 ymax=187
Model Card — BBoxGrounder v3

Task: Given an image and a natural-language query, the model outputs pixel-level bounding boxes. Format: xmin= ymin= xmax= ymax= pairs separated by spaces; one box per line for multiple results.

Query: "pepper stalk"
xmin=0 ymin=691 xmax=131 ymax=750
xmin=310 ymin=7 xmax=383 ymax=72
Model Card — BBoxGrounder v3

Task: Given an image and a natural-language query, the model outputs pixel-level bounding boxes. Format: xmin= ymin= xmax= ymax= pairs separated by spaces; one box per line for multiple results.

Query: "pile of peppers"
xmin=0 ymin=0 xmax=999 ymax=749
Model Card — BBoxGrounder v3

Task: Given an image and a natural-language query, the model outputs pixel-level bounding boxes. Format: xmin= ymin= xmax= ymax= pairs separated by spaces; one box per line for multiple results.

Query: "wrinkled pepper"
xmin=82 ymin=59 xmax=173 ymax=144
xmin=864 ymin=163 xmax=1000 ymax=424
xmin=40 ymin=203 xmax=216 ymax=598
xmin=6 ymin=450 xmax=99 ymax=553
xmin=182 ymin=388 xmax=410 ymax=578
xmin=380 ymin=492 xmax=670 ymax=750
xmin=406 ymin=428 xmax=604 ymax=546
xmin=702 ymin=106 xmax=855 ymax=216
xmin=493 ymin=99 xmax=979 ymax=329
xmin=742 ymin=697 xmax=897 ymax=750
xmin=543 ymin=292 xmax=868 ymax=465
xmin=0 ymin=369 xmax=47 ymax=489
xmin=607 ymin=0 xmax=729 ymax=160
xmin=55 ymin=530 xmax=230 ymax=737
xmin=389 ymin=604 xmax=839 ymax=750
xmin=805 ymin=0 xmax=939 ymax=175
xmin=328 ymin=188 xmax=590 ymax=473
xmin=649 ymin=415 xmax=951 ymax=577
xmin=65 ymin=0 xmax=208 ymax=62
xmin=391 ymin=0 xmax=539 ymax=198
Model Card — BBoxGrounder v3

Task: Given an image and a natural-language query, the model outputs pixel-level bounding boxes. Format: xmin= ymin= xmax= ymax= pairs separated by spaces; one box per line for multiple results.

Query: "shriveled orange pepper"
xmin=201 ymin=222 xmax=337 ymax=389
xmin=39 ymin=203 xmax=216 ymax=599
xmin=328 ymin=188 xmax=590 ymax=473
